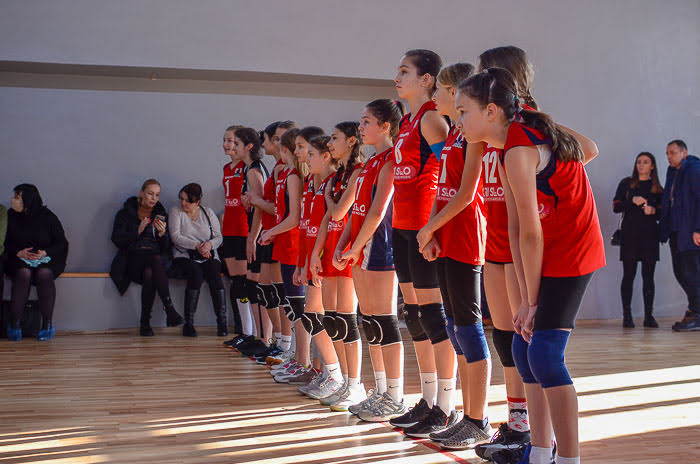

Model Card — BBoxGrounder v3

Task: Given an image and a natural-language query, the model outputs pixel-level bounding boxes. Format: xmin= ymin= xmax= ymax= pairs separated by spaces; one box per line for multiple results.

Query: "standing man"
xmin=659 ymin=139 xmax=700 ymax=332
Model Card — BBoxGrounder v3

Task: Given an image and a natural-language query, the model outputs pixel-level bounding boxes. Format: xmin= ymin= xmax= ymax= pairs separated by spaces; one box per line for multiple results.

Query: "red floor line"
xmin=383 ymin=422 xmax=472 ymax=464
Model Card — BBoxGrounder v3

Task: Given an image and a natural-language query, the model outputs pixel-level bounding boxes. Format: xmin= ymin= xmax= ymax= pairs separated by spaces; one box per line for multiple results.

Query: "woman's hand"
xmin=293 ymin=266 xmax=303 ymax=286
xmin=513 ymin=302 xmax=537 ymax=343
xmin=643 ymin=205 xmax=656 ymax=216
xmin=246 ymin=237 xmax=257 ymax=263
xmin=421 ymin=237 xmax=441 ymax=262
xmin=259 ymin=229 xmax=274 ymax=245
xmin=241 ymin=193 xmax=252 ymax=209
xmin=332 ymin=248 xmax=347 ymax=270
xmin=338 ymin=246 xmax=362 ymax=269
xmin=416 ymin=225 xmax=434 ymax=253
xmin=153 ymin=219 xmax=167 ymax=237
xmin=137 ymin=217 xmax=151 ymax=235
xmin=249 ymin=192 xmax=263 ymax=208
xmin=632 ymin=196 xmax=647 ymax=206
xmin=17 ymin=248 xmax=34 ymax=260
xmin=196 ymin=241 xmax=212 ymax=259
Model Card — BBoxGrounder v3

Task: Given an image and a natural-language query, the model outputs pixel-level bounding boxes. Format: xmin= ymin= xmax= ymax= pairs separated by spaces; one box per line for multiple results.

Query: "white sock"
xmin=387 ymin=377 xmax=403 ymax=402
xmin=348 ymin=377 xmax=361 ymax=388
xmin=374 ymin=371 xmax=387 ymax=394
xmin=343 ymin=373 xmax=349 ymax=384
xmin=325 ymin=362 xmax=344 ymax=383
xmin=237 ymin=300 xmax=253 ymax=335
xmin=530 ymin=446 xmax=554 ymax=464
xmin=279 ymin=335 xmax=292 ymax=351
xmin=420 ymin=372 xmax=438 ymax=407
xmin=437 ymin=378 xmax=456 ymax=415
xmin=273 ymin=332 xmax=282 ymax=344
xmin=557 ymin=457 xmax=580 ymax=464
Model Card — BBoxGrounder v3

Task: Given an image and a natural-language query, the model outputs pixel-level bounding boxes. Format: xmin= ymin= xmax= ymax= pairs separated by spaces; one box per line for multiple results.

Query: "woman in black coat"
xmin=4 ymin=184 xmax=68 ymax=341
xmin=110 ymin=179 xmax=183 ymax=336
xmin=613 ymin=152 xmax=663 ymax=328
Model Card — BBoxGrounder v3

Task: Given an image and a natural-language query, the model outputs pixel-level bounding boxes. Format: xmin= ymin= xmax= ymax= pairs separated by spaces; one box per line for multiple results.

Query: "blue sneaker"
xmin=7 ymin=325 xmax=22 ymax=341
xmin=492 ymin=443 xmax=556 ymax=464
xmin=38 ymin=324 xmax=55 ymax=341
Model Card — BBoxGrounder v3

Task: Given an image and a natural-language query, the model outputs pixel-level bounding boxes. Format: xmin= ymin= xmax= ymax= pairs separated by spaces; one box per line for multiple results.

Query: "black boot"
xmin=229 ymin=281 xmax=243 ymax=335
xmin=162 ymin=296 xmax=184 ymax=327
xmin=643 ymin=307 xmax=659 ymax=328
xmin=622 ymin=306 xmax=635 ymax=328
xmin=182 ymin=288 xmax=200 ymax=337
xmin=140 ymin=305 xmax=154 ymax=336
xmin=212 ymin=288 xmax=229 ymax=337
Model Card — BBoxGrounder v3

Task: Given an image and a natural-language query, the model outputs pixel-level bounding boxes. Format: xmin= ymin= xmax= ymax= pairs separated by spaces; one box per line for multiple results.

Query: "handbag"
xmin=611 ymin=213 xmax=623 ymax=246
xmin=187 ymin=207 xmax=214 ymax=261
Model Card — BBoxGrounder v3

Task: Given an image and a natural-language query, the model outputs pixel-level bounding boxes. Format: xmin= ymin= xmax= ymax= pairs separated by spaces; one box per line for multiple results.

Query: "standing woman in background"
xmin=5 ymin=184 xmax=69 ymax=341
xmin=613 ymin=152 xmax=663 ymax=328
xmin=0 ymin=203 xmax=7 ymax=304
xmin=111 ymin=179 xmax=182 ymax=337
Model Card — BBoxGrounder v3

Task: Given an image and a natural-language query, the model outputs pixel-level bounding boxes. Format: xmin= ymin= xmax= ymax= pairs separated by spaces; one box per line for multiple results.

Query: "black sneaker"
xmin=226 ymin=334 xmax=253 ymax=349
xmin=492 ymin=443 xmax=555 ymax=464
xmin=223 ymin=334 xmax=246 ymax=346
xmin=389 ymin=398 xmax=432 ymax=428
xmin=672 ymin=311 xmax=700 ymax=332
xmin=239 ymin=339 xmax=267 ymax=357
xmin=404 ymin=405 xmax=458 ymax=438
xmin=476 ymin=422 xmax=531 ymax=461
xmin=255 ymin=344 xmax=282 ymax=364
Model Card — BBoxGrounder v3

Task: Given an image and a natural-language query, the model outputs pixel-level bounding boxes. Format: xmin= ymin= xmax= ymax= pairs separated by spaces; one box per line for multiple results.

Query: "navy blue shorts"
xmin=281 ymin=263 xmax=305 ymax=298
xmin=360 ymin=225 xmax=394 ymax=271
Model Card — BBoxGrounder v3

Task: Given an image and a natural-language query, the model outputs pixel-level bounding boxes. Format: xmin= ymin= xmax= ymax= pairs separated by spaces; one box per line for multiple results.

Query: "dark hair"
xmin=297 ymin=126 xmax=325 ymax=143
xmin=234 ymin=127 xmax=263 ymax=161
xmin=667 ymin=139 xmax=688 ymax=152
xmin=404 ymin=49 xmax=442 ymax=93
xmin=179 ymin=183 xmax=202 ymax=203
xmin=459 ymin=68 xmax=583 ymax=163
xmin=365 ymin=99 xmax=405 ymax=142
xmin=330 ymin=122 xmax=362 ymax=202
xmin=630 ymin=152 xmax=663 ymax=194
xmin=437 ymin=62 xmax=475 ymax=88
xmin=13 ymin=184 xmax=43 ymax=216
xmin=479 ymin=46 xmax=538 ymax=110
xmin=277 ymin=120 xmax=297 ymax=132
xmin=309 ymin=135 xmax=332 ymax=154
xmin=280 ymin=127 xmax=300 ymax=154
xmin=263 ymin=121 xmax=280 ymax=140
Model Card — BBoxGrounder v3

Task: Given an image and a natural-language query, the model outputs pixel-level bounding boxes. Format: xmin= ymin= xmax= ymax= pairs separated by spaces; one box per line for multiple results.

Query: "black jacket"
xmin=4 ymin=206 xmax=69 ymax=278
xmin=109 ymin=197 xmax=172 ymax=294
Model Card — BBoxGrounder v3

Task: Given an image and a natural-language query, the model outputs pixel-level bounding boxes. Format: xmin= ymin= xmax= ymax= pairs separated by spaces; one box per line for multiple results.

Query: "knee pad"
xmin=284 ymin=296 xmax=304 ymax=322
xmin=445 ymin=316 xmax=463 ymax=355
xmin=418 ymin=303 xmax=449 ymax=345
xmin=230 ymin=275 xmax=247 ymax=300
xmin=322 ymin=311 xmax=340 ymax=341
xmin=511 ymin=333 xmax=537 ymax=384
xmin=528 ymin=329 xmax=573 ymax=388
xmin=362 ymin=315 xmax=379 ymax=346
xmin=492 ymin=328 xmax=516 ymax=367
xmin=455 ymin=323 xmax=490 ymax=363
xmin=302 ymin=311 xmax=325 ymax=336
xmin=245 ymin=279 xmax=260 ymax=304
xmin=373 ymin=315 xmax=402 ymax=346
xmin=404 ymin=304 xmax=429 ymax=342
xmin=263 ymin=284 xmax=280 ymax=309
xmin=337 ymin=313 xmax=360 ymax=343
xmin=254 ymin=282 xmax=268 ymax=308
xmin=273 ymin=282 xmax=289 ymax=308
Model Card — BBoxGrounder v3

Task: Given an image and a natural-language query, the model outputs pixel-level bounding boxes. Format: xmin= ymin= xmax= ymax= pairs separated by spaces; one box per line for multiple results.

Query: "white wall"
xmin=1 ymin=0 xmax=698 ymax=320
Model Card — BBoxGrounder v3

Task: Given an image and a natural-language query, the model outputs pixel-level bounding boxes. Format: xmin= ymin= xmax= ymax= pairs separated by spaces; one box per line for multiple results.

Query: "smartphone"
xmin=155 ymin=215 xmax=166 ymax=224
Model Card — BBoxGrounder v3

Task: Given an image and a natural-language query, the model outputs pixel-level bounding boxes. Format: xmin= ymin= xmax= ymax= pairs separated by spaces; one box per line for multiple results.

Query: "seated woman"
xmin=169 ymin=183 xmax=226 ymax=337
xmin=4 ymin=184 xmax=69 ymax=341
xmin=110 ymin=179 xmax=183 ymax=336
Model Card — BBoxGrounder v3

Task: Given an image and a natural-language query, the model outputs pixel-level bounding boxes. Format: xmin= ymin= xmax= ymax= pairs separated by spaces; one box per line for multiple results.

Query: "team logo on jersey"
xmin=352 ymin=203 xmax=367 ymax=216
xmin=538 ymin=196 xmax=556 ymax=219
xmin=328 ymin=219 xmax=344 ymax=232
xmin=453 ymin=139 xmax=463 ymax=149
xmin=394 ymin=165 xmax=417 ymax=181
xmin=300 ymin=218 xmax=309 ymax=230
xmin=437 ymin=186 xmax=458 ymax=201
xmin=225 ymin=198 xmax=240 ymax=207
xmin=483 ymin=186 xmax=505 ymax=201
xmin=307 ymin=225 xmax=319 ymax=237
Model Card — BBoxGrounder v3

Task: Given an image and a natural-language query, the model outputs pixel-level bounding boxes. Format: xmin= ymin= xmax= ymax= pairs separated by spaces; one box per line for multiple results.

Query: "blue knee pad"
xmin=445 ymin=316 xmax=463 ymax=356
xmin=512 ymin=333 xmax=538 ymax=384
xmin=527 ymin=329 xmax=573 ymax=388
xmin=455 ymin=323 xmax=490 ymax=363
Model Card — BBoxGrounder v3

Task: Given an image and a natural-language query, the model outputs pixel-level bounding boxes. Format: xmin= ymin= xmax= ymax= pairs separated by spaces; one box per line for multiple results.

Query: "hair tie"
xmin=394 ymin=99 xmax=401 ymax=107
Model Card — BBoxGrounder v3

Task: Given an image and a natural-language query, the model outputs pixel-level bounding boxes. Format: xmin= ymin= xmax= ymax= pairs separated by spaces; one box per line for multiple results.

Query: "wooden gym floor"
xmin=0 ymin=318 xmax=698 ymax=463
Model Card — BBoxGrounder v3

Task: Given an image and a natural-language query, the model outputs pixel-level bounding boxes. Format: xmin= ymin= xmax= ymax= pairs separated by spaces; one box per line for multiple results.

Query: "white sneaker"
xmin=267 ymin=348 xmax=295 ymax=366
xmin=298 ymin=372 xmax=327 ymax=396
xmin=331 ymin=384 xmax=368 ymax=412
xmin=319 ymin=382 xmax=347 ymax=406
xmin=348 ymin=389 xmax=381 ymax=416
xmin=304 ymin=375 xmax=344 ymax=400
xmin=270 ymin=358 xmax=297 ymax=376
xmin=274 ymin=364 xmax=307 ymax=383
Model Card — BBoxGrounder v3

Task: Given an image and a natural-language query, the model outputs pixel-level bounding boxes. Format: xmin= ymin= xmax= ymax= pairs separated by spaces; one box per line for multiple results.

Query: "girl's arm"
xmin=309 ymin=211 xmax=331 ymax=277
xmin=325 ymin=169 xmax=362 ymax=220
xmin=558 ymin=124 xmax=599 ymax=165
xmin=265 ymin=174 xmax=302 ymax=237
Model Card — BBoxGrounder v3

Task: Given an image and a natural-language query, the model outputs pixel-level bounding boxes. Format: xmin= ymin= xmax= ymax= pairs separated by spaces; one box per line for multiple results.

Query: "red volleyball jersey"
xmin=305 ymin=174 xmax=331 ymax=272
xmin=350 ymin=148 xmax=394 ymax=246
xmin=262 ymin=159 xmax=285 ymax=231
xmin=483 ymin=144 xmax=512 ymax=263
xmin=434 ymin=127 xmax=486 ymax=265
xmin=222 ymin=161 xmax=248 ymax=237
xmin=271 ymin=165 xmax=300 ymax=266
xmin=297 ymin=174 xmax=315 ymax=268
xmin=392 ymin=100 xmax=440 ymax=230
xmin=502 ymin=122 xmax=605 ymax=277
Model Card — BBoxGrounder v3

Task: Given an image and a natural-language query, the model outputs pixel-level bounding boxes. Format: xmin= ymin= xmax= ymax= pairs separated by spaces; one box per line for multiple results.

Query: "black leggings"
xmin=10 ymin=267 xmax=56 ymax=324
xmin=127 ymin=252 xmax=171 ymax=311
xmin=621 ymin=259 xmax=656 ymax=310
xmin=174 ymin=258 xmax=224 ymax=292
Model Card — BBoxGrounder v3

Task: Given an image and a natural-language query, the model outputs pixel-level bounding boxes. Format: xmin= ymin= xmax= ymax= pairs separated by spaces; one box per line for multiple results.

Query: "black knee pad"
xmin=245 ymin=279 xmax=260 ymax=304
xmin=230 ymin=275 xmax=247 ymax=300
xmin=284 ymin=296 xmax=304 ymax=322
xmin=263 ymin=284 xmax=280 ymax=309
xmin=254 ymin=282 xmax=268 ymax=308
xmin=492 ymin=328 xmax=516 ymax=367
xmin=362 ymin=315 xmax=380 ymax=346
xmin=302 ymin=312 xmax=325 ymax=336
xmin=404 ymin=304 xmax=429 ymax=342
xmin=374 ymin=315 xmax=402 ymax=346
xmin=273 ymin=282 xmax=288 ymax=308
xmin=337 ymin=313 xmax=360 ymax=343
xmin=418 ymin=303 xmax=449 ymax=344
xmin=323 ymin=311 xmax=340 ymax=341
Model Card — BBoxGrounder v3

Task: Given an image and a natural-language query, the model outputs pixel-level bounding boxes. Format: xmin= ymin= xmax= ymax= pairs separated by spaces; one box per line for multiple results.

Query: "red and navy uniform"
xmin=271 ymin=166 xmax=300 ymax=266
xmin=307 ymin=174 xmax=333 ymax=279
xmin=393 ymin=100 xmax=440 ymax=230
xmin=262 ymin=159 xmax=285 ymax=232
xmin=435 ymin=127 xmax=486 ymax=265
xmin=482 ymin=144 xmax=512 ymax=263
xmin=502 ymin=122 xmax=606 ymax=277
xmin=350 ymin=148 xmax=395 ymax=271
xmin=297 ymin=174 xmax=315 ymax=270
xmin=222 ymin=160 xmax=248 ymax=237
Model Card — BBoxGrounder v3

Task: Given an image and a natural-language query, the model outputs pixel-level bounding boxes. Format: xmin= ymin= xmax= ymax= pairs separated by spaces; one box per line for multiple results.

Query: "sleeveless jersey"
xmin=482 ymin=144 xmax=512 ymax=263
xmin=243 ymin=159 xmax=269 ymax=231
xmin=271 ymin=166 xmax=300 ymax=266
xmin=502 ymin=122 xmax=605 ymax=277
xmin=393 ymin=100 xmax=440 ymax=230
xmin=262 ymin=159 xmax=285 ymax=231
xmin=350 ymin=148 xmax=394 ymax=245
xmin=305 ymin=174 xmax=332 ymax=277
xmin=297 ymin=174 xmax=315 ymax=268
xmin=435 ymin=127 xmax=486 ymax=265
xmin=222 ymin=160 xmax=248 ymax=237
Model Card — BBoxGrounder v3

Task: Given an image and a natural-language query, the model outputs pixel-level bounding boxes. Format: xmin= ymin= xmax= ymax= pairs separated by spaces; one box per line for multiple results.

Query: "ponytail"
xmin=331 ymin=121 xmax=362 ymax=202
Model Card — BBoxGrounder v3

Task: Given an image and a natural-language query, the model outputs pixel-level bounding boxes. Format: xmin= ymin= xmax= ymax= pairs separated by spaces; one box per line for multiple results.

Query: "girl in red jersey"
xmin=260 ymin=127 xmax=309 ymax=370
xmin=389 ymin=49 xmax=456 ymax=430
xmin=334 ymin=99 xmax=405 ymax=422
xmin=456 ymin=68 xmax=605 ymax=464
xmin=415 ymin=62 xmax=493 ymax=446
xmin=309 ymin=122 xmax=365 ymax=409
